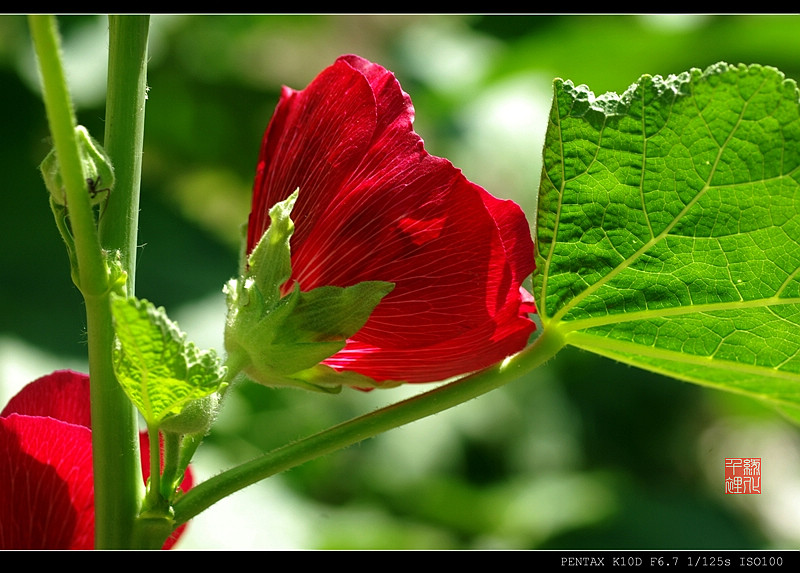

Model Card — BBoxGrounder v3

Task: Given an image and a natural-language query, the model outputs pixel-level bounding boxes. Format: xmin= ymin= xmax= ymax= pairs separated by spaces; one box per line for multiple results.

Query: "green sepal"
xmin=224 ymin=191 xmax=394 ymax=391
xmin=49 ymin=197 xmax=79 ymax=286
xmin=248 ymin=188 xmax=296 ymax=301
xmin=40 ymin=125 xmax=115 ymax=207
xmin=242 ymin=281 xmax=394 ymax=374
xmin=111 ymin=295 xmax=226 ymax=427
xmin=290 ymin=363 xmax=401 ymax=390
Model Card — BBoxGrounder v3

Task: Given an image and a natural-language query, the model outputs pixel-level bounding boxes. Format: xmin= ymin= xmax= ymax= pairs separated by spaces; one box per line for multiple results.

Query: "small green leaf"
xmin=536 ymin=62 xmax=800 ymax=418
xmin=111 ymin=295 xmax=226 ymax=427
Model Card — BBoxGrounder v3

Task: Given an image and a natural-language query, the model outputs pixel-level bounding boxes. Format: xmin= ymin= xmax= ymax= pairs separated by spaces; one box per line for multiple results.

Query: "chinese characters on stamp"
xmin=725 ymin=457 xmax=761 ymax=494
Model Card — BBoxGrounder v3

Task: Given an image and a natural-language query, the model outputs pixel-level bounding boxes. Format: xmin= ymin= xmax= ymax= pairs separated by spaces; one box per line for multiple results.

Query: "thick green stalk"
xmin=92 ymin=15 xmax=151 ymax=549
xmin=101 ymin=15 xmax=149 ymax=294
xmin=173 ymin=326 xmax=566 ymax=526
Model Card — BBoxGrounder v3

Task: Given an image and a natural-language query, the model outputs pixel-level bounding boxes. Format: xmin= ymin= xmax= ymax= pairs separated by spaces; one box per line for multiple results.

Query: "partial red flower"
xmin=247 ymin=54 xmax=537 ymax=384
xmin=0 ymin=370 xmax=191 ymax=549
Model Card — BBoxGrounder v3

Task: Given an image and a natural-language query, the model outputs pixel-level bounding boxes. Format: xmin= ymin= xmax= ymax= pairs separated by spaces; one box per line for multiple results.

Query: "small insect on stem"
xmin=87 ymin=176 xmax=110 ymax=199
xmin=87 ymin=175 xmax=111 ymax=217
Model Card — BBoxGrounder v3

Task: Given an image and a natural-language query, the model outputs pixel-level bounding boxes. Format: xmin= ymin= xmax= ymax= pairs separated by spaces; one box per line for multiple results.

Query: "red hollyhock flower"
xmin=247 ymin=55 xmax=537 ymax=384
xmin=0 ymin=370 xmax=191 ymax=549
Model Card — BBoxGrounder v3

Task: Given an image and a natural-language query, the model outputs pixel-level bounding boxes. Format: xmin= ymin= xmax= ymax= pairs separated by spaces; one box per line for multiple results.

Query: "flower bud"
xmin=40 ymin=125 xmax=114 ymax=207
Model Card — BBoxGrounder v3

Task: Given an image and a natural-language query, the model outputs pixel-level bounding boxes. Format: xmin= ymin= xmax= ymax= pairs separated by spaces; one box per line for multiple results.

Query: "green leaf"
xmin=111 ymin=295 xmax=226 ymax=427
xmin=535 ymin=62 xmax=800 ymax=419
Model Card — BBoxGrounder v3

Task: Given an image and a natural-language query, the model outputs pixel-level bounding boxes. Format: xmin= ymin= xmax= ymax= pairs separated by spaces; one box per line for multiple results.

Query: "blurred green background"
xmin=2 ymin=14 xmax=800 ymax=549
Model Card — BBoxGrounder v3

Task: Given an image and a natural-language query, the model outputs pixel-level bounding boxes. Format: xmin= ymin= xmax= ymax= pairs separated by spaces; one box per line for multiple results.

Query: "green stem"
xmin=101 ymin=15 xmax=149 ymax=295
xmin=160 ymin=431 xmax=182 ymax=499
xmin=29 ymin=15 xmax=150 ymax=548
xmin=173 ymin=326 xmax=566 ymax=526
xmin=84 ymin=289 xmax=142 ymax=549
xmin=92 ymin=16 xmax=151 ymax=549
xmin=145 ymin=426 xmax=163 ymax=509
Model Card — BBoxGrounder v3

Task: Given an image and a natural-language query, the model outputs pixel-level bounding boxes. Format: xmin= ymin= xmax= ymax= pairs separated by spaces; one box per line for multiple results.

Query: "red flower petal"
xmin=1 ymin=369 xmax=91 ymax=427
xmin=0 ymin=371 xmax=192 ymax=549
xmin=248 ymin=55 xmax=537 ymax=383
xmin=0 ymin=414 xmax=94 ymax=549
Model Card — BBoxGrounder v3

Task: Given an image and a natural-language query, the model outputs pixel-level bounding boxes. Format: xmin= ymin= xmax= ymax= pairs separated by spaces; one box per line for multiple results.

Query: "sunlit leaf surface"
xmin=536 ymin=62 xmax=800 ymax=420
